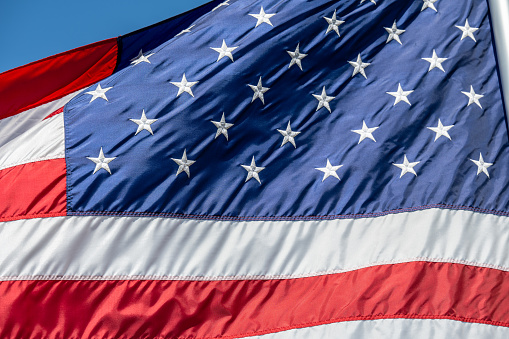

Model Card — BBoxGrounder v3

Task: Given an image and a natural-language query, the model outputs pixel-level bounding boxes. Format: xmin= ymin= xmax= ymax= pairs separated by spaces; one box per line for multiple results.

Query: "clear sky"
xmin=0 ymin=0 xmax=211 ymax=73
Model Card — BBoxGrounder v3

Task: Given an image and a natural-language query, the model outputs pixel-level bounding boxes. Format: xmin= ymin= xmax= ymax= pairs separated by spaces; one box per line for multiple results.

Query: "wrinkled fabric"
xmin=251 ymin=319 xmax=509 ymax=339
xmin=0 ymin=208 xmax=508 ymax=281
xmin=65 ymin=0 xmax=508 ymax=219
xmin=1 ymin=262 xmax=509 ymax=338
xmin=488 ymin=0 xmax=509 ymax=116
xmin=2 ymin=0 xmax=509 ymax=337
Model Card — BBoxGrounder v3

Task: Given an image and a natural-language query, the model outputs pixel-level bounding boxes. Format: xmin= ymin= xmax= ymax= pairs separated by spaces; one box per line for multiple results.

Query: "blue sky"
xmin=0 ymin=0 xmax=210 ymax=73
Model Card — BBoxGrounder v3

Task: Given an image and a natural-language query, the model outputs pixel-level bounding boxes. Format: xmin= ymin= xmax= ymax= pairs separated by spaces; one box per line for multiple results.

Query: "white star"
xmin=316 ymin=159 xmax=343 ymax=182
xmin=277 ymin=121 xmax=301 ymax=148
xmin=172 ymin=149 xmax=196 ymax=178
xmin=461 ymin=85 xmax=484 ymax=108
xmin=176 ymin=25 xmax=195 ymax=37
xmin=324 ymin=10 xmax=345 ymax=37
xmin=360 ymin=0 xmax=376 ymax=4
xmin=393 ymin=155 xmax=420 ymax=178
xmin=384 ymin=21 xmax=405 ymax=45
xmin=422 ymin=49 xmax=448 ymax=72
xmin=456 ymin=19 xmax=479 ymax=42
xmin=211 ymin=113 xmax=234 ymax=140
xmin=249 ymin=77 xmax=270 ymax=104
xmin=352 ymin=121 xmax=379 ymax=144
xmin=249 ymin=6 xmax=276 ymax=28
xmin=387 ymin=83 xmax=414 ymax=106
xmin=348 ymin=54 xmax=370 ymax=79
xmin=171 ymin=74 xmax=198 ymax=97
xmin=212 ymin=0 xmax=229 ymax=11
xmin=86 ymin=84 xmax=112 ymax=103
xmin=87 ymin=147 xmax=116 ymax=175
xmin=287 ymin=43 xmax=307 ymax=71
xmin=241 ymin=156 xmax=265 ymax=184
xmin=312 ymin=86 xmax=336 ymax=113
xmin=421 ymin=0 xmax=438 ymax=12
xmin=211 ymin=40 xmax=238 ymax=62
xmin=129 ymin=110 xmax=158 ymax=135
xmin=130 ymin=50 xmax=154 ymax=66
xmin=427 ymin=119 xmax=454 ymax=141
xmin=470 ymin=153 xmax=493 ymax=178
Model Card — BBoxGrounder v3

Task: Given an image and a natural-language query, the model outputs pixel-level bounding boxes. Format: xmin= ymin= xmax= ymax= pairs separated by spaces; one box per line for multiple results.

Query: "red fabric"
xmin=0 ymin=39 xmax=118 ymax=120
xmin=0 ymin=159 xmax=67 ymax=222
xmin=43 ymin=107 xmax=64 ymax=120
xmin=1 ymin=262 xmax=508 ymax=338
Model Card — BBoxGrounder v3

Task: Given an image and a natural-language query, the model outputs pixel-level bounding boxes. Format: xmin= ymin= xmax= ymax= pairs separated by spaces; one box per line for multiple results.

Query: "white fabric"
xmin=0 ymin=90 xmax=78 ymax=151
xmin=247 ymin=318 xmax=509 ymax=338
xmin=0 ymin=91 xmax=80 ymax=170
xmin=0 ymin=208 xmax=508 ymax=280
xmin=0 ymin=114 xmax=64 ymax=171
xmin=489 ymin=0 xmax=509 ymax=117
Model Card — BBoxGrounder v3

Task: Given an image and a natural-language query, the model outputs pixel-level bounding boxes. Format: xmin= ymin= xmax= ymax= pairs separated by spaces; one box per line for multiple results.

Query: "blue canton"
xmin=64 ymin=0 xmax=509 ymax=219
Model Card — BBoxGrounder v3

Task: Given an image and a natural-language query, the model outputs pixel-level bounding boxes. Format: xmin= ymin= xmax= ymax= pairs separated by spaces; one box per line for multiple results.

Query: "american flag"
xmin=1 ymin=0 xmax=509 ymax=337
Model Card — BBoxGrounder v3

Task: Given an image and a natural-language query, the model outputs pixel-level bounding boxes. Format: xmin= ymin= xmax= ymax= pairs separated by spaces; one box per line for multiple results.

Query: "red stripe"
xmin=0 ymin=262 xmax=507 ymax=338
xmin=0 ymin=159 xmax=66 ymax=222
xmin=43 ymin=107 xmax=64 ymax=120
xmin=0 ymin=39 xmax=118 ymax=120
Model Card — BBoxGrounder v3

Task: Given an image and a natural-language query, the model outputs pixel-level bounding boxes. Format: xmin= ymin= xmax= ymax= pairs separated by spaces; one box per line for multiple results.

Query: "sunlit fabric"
xmin=1 ymin=0 xmax=509 ymax=337
xmin=65 ymin=0 xmax=507 ymax=218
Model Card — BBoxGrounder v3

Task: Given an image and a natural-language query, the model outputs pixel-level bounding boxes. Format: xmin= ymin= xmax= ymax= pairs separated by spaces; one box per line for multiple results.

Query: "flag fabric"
xmin=1 ymin=0 xmax=509 ymax=337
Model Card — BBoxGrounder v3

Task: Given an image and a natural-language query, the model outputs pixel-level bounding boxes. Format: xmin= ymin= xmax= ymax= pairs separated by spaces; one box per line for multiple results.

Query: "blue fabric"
xmin=115 ymin=1 xmax=217 ymax=71
xmin=64 ymin=0 xmax=508 ymax=218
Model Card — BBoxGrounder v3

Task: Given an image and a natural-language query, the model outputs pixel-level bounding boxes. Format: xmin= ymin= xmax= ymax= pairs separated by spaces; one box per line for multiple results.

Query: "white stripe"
xmin=247 ymin=318 xmax=509 ymax=338
xmin=0 ymin=90 xmax=79 ymax=149
xmin=0 ymin=114 xmax=64 ymax=171
xmin=1 ymin=208 xmax=508 ymax=280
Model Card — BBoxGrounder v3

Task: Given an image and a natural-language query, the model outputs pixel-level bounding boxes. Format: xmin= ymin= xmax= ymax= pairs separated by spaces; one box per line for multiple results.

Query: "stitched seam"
xmin=9 ymin=314 xmax=507 ymax=339
xmin=1 ymin=258 xmax=509 ymax=282
xmin=67 ymin=204 xmax=509 ymax=221
xmin=213 ymin=315 xmax=509 ymax=339
xmin=63 ymin=103 xmax=74 ymax=215
xmin=0 ymin=212 xmax=66 ymax=223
